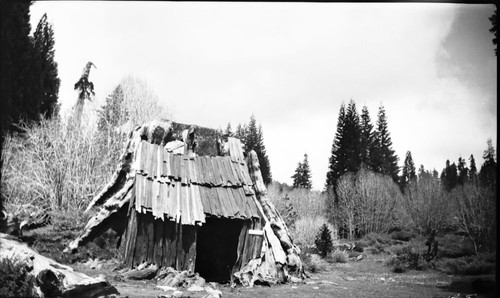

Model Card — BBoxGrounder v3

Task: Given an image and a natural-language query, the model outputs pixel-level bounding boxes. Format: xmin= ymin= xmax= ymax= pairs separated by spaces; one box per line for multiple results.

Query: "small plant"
xmin=303 ymin=253 xmax=328 ymax=272
xmin=315 ymin=224 xmax=333 ymax=257
xmin=0 ymin=258 xmax=37 ymax=297
xmin=329 ymin=250 xmax=348 ymax=263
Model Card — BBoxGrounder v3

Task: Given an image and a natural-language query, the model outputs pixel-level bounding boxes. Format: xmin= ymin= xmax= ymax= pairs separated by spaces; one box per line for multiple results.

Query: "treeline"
xmin=0 ymin=1 xmax=60 ymax=134
xmin=224 ymin=116 xmax=272 ymax=186
xmin=1 ymin=1 xmax=60 ymax=214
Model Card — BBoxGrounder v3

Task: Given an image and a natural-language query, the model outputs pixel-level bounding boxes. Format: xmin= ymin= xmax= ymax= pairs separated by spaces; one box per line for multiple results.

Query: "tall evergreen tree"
xmin=400 ymin=150 xmax=416 ymax=191
xmin=33 ymin=13 xmax=60 ymax=119
xmin=234 ymin=123 xmax=246 ymax=140
xmin=441 ymin=160 xmax=458 ymax=191
xmin=479 ymin=138 xmax=497 ymax=190
xmin=97 ymin=85 xmax=128 ymax=134
xmin=372 ymin=105 xmax=399 ymax=182
xmin=1 ymin=0 xmax=37 ymax=132
xmin=457 ymin=157 xmax=468 ymax=186
xmin=469 ymin=154 xmax=478 ymax=182
xmin=292 ymin=153 xmax=312 ymax=189
xmin=360 ymin=105 xmax=375 ymax=170
xmin=325 ymin=103 xmax=346 ymax=191
xmin=224 ymin=122 xmax=233 ymax=137
xmin=243 ymin=115 xmax=272 ymax=185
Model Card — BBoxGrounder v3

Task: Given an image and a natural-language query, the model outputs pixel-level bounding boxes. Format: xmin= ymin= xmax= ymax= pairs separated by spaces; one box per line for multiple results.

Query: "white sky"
xmin=30 ymin=2 xmax=497 ymax=190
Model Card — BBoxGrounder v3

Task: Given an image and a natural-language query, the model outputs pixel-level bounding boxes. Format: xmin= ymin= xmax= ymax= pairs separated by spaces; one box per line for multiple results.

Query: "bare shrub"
xmin=1 ymin=111 xmax=122 ymax=214
xmin=329 ymin=250 xmax=348 ymax=263
xmin=267 ymin=182 xmax=328 ymax=221
xmin=334 ymin=168 xmax=403 ymax=239
xmin=402 ymin=175 xmax=451 ymax=235
xmin=292 ymin=216 xmax=336 ymax=248
xmin=451 ymin=183 xmax=496 ymax=254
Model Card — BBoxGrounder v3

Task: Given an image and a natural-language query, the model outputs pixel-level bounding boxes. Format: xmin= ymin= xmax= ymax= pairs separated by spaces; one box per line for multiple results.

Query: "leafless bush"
xmin=267 ymin=182 xmax=328 ymax=221
xmin=402 ymin=175 xmax=451 ymax=235
xmin=451 ymin=183 xmax=496 ymax=254
xmin=292 ymin=216 xmax=336 ymax=248
xmin=334 ymin=168 xmax=403 ymax=239
xmin=1 ymin=111 xmax=122 ymax=215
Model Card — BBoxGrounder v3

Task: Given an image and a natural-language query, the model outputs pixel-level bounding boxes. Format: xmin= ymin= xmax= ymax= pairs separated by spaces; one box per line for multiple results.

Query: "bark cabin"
xmin=66 ymin=120 xmax=303 ymax=284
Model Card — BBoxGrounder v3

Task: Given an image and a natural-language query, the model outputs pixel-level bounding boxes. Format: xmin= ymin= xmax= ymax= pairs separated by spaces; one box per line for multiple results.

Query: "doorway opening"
xmin=195 ymin=217 xmax=243 ymax=282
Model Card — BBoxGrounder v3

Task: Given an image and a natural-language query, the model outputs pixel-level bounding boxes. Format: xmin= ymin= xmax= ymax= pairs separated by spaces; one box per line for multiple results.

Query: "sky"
xmin=30 ymin=2 xmax=497 ymax=190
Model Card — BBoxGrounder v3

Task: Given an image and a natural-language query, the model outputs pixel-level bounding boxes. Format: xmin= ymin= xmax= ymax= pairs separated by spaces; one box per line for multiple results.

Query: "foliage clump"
xmin=315 ymin=224 xmax=333 ymax=257
xmin=0 ymin=258 xmax=37 ymax=297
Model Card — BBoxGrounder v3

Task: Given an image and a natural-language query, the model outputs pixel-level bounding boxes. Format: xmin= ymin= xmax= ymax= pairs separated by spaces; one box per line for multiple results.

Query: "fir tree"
xmin=372 ymin=105 xmax=399 ymax=182
xmin=441 ymin=160 xmax=458 ymax=191
xmin=224 ymin=122 xmax=233 ymax=137
xmin=243 ymin=115 xmax=272 ymax=185
xmin=360 ymin=105 xmax=376 ymax=170
xmin=479 ymin=138 xmax=496 ymax=190
xmin=457 ymin=157 xmax=468 ymax=186
xmin=315 ymin=224 xmax=333 ymax=257
xmin=325 ymin=103 xmax=346 ymax=191
xmin=400 ymin=150 xmax=416 ymax=192
xmin=97 ymin=85 xmax=128 ymax=134
xmin=234 ymin=123 xmax=246 ymax=140
xmin=292 ymin=153 xmax=312 ymax=189
xmin=33 ymin=13 xmax=60 ymax=119
xmin=469 ymin=154 xmax=478 ymax=182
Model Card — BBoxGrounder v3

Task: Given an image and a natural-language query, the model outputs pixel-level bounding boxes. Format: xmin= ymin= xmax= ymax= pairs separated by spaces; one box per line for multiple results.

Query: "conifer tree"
xmin=441 ymin=160 xmax=458 ymax=191
xmin=325 ymin=103 xmax=346 ymax=191
xmin=243 ymin=115 xmax=272 ymax=185
xmin=400 ymin=150 xmax=416 ymax=191
xmin=97 ymin=85 xmax=128 ymax=135
xmin=372 ymin=105 xmax=399 ymax=182
xmin=33 ymin=13 xmax=60 ymax=119
xmin=224 ymin=122 xmax=233 ymax=137
xmin=457 ymin=157 xmax=468 ymax=186
xmin=292 ymin=153 xmax=312 ymax=189
xmin=325 ymin=100 xmax=363 ymax=191
xmin=234 ymin=123 xmax=246 ymax=140
xmin=479 ymin=138 xmax=496 ymax=190
xmin=360 ymin=105 xmax=375 ymax=170
xmin=469 ymin=154 xmax=478 ymax=182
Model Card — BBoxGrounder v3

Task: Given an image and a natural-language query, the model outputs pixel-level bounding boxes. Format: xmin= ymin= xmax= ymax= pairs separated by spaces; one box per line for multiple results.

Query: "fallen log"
xmin=0 ymin=233 xmax=118 ymax=297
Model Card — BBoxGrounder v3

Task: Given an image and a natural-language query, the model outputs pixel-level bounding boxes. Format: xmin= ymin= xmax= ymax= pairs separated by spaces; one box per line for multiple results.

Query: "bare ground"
xmin=72 ymin=252 xmax=496 ymax=298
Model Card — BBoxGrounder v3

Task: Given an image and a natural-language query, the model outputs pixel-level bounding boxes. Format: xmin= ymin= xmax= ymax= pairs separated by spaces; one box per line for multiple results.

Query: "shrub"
xmin=302 ymin=253 xmax=328 ymax=273
xmin=292 ymin=216 xmax=335 ymax=248
xmin=437 ymin=234 xmax=475 ymax=259
xmin=435 ymin=257 xmax=496 ymax=275
xmin=0 ymin=258 xmax=37 ymax=297
xmin=387 ymin=242 xmax=426 ymax=271
xmin=315 ymin=224 xmax=333 ymax=257
xmin=329 ymin=250 xmax=348 ymax=263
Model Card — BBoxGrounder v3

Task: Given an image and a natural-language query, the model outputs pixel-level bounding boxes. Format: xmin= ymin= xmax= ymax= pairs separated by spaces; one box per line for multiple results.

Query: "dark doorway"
xmin=195 ymin=217 xmax=243 ymax=282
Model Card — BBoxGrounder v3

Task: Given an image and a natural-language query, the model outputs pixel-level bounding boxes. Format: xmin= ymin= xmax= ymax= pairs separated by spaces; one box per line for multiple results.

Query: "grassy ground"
xmin=14 ymin=225 xmax=496 ymax=298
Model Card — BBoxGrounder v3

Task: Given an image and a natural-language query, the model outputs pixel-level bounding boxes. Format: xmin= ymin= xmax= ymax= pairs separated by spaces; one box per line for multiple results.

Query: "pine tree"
xmin=243 ymin=115 xmax=272 ymax=185
xmin=372 ymin=105 xmax=399 ymax=182
xmin=97 ymin=85 xmax=128 ymax=134
xmin=234 ymin=123 xmax=246 ymax=140
xmin=33 ymin=13 xmax=60 ymax=119
xmin=400 ymin=150 xmax=416 ymax=192
xmin=325 ymin=103 xmax=346 ymax=191
xmin=457 ymin=157 xmax=468 ymax=186
xmin=479 ymin=138 xmax=496 ymax=190
xmin=441 ymin=160 xmax=458 ymax=191
xmin=360 ymin=106 xmax=375 ymax=170
xmin=224 ymin=122 xmax=233 ymax=137
xmin=1 ymin=1 xmax=37 ymax=131
xmin=469 ymin=154 xmax=478 ymax=182
xmin=292 ymin=153 xmax=312 ymax=189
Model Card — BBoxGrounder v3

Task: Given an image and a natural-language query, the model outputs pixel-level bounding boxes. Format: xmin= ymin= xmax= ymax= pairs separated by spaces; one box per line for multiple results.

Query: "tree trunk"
xmin=1 ymin=233 xmax=118 ymax=297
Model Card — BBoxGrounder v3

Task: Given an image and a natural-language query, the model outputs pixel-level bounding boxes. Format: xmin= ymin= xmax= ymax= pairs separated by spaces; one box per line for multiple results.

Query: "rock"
xmin=187 ymin=285 xmax=205 ymax=292
xmin=289 ymin=276 xmax=303 ymax=283
xmin=204 ymin=287 xmax=222 ymax=298
xmin=172 ymin=290 xmax=183 ymax=297
xmin=157 ymin=285 xmax=177 ymax=292
xmin=313 ymin=286 xmax=319 ymax=289
xmin=356 ymin=255 xmax=364 ymax=261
